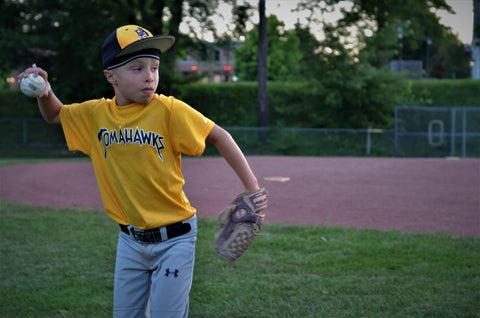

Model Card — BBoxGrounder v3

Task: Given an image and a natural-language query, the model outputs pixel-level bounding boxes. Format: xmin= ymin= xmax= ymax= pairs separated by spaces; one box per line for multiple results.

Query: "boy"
xmin=18 ymin=25 xmax=262 ymax=317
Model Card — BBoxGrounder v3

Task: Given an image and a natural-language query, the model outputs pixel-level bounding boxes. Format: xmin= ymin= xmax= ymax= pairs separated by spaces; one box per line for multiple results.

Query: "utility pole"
xmin=258 ymin=0 xmax=268 ymax=127
xmin=472 ymin=1 xmax=480 ymax=79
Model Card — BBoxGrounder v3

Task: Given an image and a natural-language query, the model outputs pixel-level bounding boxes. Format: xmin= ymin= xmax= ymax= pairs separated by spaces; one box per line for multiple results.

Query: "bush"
xmin=3 ymin=78 xmax=480 ymax=127
xmin=178 ymin=71 xmax=408 ymax=129
xmin=407 ymin=79 xmax=480 ymax=106
xmin=0 ymin=90 xmax=40 ymax=118
xmin=177 ymin=82 xmax=258 ymax=126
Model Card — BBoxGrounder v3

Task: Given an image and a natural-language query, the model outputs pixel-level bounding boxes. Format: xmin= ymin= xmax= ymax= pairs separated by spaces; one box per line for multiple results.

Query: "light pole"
xmin=425 ymin=37 xmax=432 ymax=77
xmin=472 ymin=1 xmax=480 ymax=79
xmin=397 ymin=27 xmax=403 ymax=72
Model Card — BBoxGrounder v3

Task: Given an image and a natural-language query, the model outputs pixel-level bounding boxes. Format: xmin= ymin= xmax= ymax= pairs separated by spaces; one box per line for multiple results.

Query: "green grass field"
xmin=1 ymin=200 xmax=478 ymax=317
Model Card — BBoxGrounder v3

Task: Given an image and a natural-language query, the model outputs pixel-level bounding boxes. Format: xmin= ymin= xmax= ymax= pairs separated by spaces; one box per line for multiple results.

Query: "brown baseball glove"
xmin=214 ymin=188 xmax=268 ymax=262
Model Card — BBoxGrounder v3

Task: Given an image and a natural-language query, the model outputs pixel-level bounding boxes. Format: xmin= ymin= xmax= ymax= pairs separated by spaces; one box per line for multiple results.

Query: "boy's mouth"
xmin=142 ymin=88 xmax=155 ymax=94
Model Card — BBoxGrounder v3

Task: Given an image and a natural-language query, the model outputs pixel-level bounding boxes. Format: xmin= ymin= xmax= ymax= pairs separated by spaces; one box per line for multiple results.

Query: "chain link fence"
xmin=394 ymin=106 xmax=480 ymax=157
xmin=0 ymin=118 xmax=74 ymax=158
xmin=1 ymin=109 xmax=479 ymax=158
xmin=205 ymin=127 xmax=394 ymax=157
xmin=0 ymin=118 xmax=395 ymax=158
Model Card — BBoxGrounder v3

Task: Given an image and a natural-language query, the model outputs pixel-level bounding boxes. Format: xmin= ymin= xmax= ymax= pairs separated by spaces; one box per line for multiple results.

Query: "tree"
xmin=429 ymin=32 xmax=471 ymax=79
xmin=231 ymin=1 xmax=254 ymax=39
xmin=0 ymin=0 xmax=221 ymax=100
xmin=257 ymin=0 xmax=268 ymax=127
xmin=294 ymin=0 xmax=456 ymax=73
xmin=234 ymin=15 xmax=304 ymax=81
xmin=350 ymin=0 xmax=458 ymax=75
xmin=293 ymin=23 xmax=321 ymax=78
xmin=313 ymin=23 xmax=410 ymax=128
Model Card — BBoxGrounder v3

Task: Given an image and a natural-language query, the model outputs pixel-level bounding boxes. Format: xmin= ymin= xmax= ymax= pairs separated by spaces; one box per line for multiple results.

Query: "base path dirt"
xmin=1 ymin=157 xmax=478 ymax=236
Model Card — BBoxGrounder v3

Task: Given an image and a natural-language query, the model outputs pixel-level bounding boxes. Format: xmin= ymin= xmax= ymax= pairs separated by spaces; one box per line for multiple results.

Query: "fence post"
xmin=462 ymin=108 xmax=467 ymax=158
xmin=22 ymin=119 xmax=28 ymax=144
xmin=366 ymin=128 xmax=384 ymax=156
xmin=450 ymin=108 xmax=456 ymax=156
xmin=366 ymin=128 xmax=371 ymax=155
xmin=394 ymin=106 xmax=399 ymax=157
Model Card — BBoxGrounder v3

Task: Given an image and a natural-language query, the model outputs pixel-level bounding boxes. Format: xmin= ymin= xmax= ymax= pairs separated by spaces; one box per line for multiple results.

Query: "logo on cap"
xmin=135 ymin=28 xmax=149 ymax=39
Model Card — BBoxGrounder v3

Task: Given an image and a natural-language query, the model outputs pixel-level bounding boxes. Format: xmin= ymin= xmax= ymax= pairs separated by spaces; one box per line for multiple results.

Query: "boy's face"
xmin=104 ymin=57 xmax=159 ymax=106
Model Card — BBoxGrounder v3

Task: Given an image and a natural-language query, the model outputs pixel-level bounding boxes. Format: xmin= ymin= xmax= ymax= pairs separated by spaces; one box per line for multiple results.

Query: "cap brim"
xmin=118 ymin=35 xmax=175 ymax=57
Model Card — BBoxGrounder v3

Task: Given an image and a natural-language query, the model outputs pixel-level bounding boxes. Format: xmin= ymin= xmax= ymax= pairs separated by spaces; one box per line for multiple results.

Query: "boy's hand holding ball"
xmin=19 ymin=64 xmax=50 ymax=98
xmin=20 ymin=73 xmax=46 ymax=98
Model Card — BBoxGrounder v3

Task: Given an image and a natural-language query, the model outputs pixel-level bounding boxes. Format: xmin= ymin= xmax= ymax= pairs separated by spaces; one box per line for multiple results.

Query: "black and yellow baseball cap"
xmin=101 ymin=25 xmax=175 ymax=70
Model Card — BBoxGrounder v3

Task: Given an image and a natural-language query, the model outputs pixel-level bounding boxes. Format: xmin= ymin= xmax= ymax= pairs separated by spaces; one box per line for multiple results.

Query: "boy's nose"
xmin=146 ymin=71 xmax=154 ymax=82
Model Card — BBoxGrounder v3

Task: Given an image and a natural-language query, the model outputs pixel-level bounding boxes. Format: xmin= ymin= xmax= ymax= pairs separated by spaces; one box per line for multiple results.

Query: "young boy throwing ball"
xmin=18 ymin=25 xmax=262 ymax=317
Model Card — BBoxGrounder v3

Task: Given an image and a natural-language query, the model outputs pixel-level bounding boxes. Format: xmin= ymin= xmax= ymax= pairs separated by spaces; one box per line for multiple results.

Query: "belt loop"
xmin=160 ymin=226 xmax=168 ymax=241
xmin=127 ymin=225 xmax=138 ymax=240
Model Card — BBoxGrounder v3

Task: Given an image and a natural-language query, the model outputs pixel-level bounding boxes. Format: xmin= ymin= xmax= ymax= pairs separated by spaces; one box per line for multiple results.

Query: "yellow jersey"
xmin=59 ymin=94 xmax=215 ymax=229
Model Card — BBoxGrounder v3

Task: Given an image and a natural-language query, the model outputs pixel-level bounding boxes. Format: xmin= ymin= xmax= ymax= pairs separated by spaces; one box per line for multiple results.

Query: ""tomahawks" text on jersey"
xmin=97 ymin=126 xmax=165 ymax=161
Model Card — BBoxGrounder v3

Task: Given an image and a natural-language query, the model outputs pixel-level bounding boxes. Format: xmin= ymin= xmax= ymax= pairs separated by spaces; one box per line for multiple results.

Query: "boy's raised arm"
xmin=17 ymin=66 xmax=63 ymax=125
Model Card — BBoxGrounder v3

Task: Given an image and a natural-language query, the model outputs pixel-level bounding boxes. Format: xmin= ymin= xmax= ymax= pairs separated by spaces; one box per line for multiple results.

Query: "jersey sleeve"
xmin=168 ymin=98 xmax=215 ymax=156
xmin=59 ymin=101 xmax=95 ymax=156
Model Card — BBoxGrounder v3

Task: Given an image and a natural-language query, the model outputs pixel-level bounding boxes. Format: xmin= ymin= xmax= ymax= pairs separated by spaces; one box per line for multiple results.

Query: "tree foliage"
xmin=0 ymin=0 xmax=473 ymax=130
xmin=294 ymin=0 xmax=468 ymax=78
xmin=0 ymin=0 xmax=219 ymax=101
xmin=234 ymin=15 xmax=304 ymax=81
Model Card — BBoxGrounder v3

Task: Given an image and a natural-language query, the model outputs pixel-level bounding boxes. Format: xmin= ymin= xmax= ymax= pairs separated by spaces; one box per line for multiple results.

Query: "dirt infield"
xmin=0 ymin=157 xmax=478 ymax=236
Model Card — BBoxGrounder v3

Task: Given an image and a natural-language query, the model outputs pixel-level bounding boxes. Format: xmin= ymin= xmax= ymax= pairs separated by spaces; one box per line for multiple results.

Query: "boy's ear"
xmin=104 ymin=69 xmax=115 ymax=84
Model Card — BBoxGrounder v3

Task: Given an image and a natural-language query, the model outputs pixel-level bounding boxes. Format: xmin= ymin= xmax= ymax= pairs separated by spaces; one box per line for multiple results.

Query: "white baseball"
xmin=20 ymin=73 xmax=46 ymax=98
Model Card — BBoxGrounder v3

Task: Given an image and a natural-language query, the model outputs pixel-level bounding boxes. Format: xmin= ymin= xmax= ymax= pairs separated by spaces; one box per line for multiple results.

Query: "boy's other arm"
xmin=206 ymin=125 xmax=259 ymax=192
xmin=18 ymin=67 xmax=63 ymax=125
xmin=37 ymin=90 xmax=63 ymax=125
